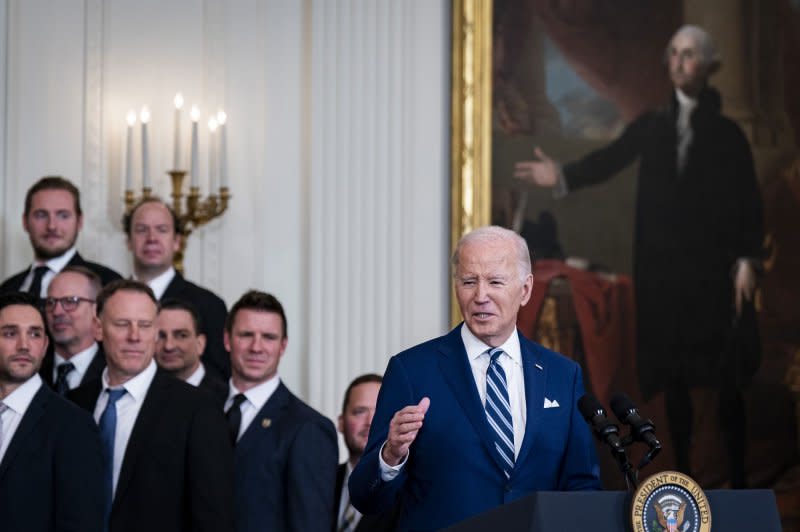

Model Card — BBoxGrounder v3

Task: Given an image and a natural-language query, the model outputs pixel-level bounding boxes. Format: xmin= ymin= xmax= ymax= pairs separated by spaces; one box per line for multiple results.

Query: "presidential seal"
xmin=630 ymin=471 xmax=711 ymax=532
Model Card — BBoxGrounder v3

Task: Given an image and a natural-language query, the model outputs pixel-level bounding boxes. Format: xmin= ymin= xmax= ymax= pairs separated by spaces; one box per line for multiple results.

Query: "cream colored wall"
xmin=0 ymin=0 xmax=451 ymax=430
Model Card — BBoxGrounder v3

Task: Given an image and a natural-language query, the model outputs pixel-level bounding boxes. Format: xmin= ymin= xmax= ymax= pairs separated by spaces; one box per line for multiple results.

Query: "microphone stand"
xmin=609 ymin=442 xmax=638 ymax=491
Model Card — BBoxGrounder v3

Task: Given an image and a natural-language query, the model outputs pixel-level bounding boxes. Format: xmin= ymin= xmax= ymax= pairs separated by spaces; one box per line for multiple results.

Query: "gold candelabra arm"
xmin=124 ymin=187 xmax=153 ymax=214
xmin=219 ymin=187 xmax=231 ymax=213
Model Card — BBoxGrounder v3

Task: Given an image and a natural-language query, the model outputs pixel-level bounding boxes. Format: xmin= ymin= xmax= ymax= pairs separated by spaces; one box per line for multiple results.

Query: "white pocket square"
xmin=543 ymin=398 xmax=560 ymax=409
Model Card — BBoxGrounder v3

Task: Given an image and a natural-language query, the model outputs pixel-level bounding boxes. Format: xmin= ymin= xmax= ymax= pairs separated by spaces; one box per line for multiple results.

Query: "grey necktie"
xmin=338 ymin=491 xmax=357 ymax=532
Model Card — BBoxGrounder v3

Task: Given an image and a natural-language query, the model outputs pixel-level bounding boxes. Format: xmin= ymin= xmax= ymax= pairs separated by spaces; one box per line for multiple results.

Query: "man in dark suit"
xmin=124 ymin=198 xmax=229 ymax=381
xmin=42 ymin=266 xmax=106 ymax=394
xmin=0 ymin=176 xmax=121 ymax=298
xmin=350 ymin=226 xmax=600 ymax=530
xmin=0 ymin=292 xmax=105 ymax=532
xmin=336 ymin=373 xmax=399 ymax=532
xmin=225 ymin=290 xmax=338 ymax=532
xmin=514 ymin=25 xmax=763 ymax=485
xmin=69 ymin=279 xmax=233 ymax=532
xmin=155 ymin=298 xmax=228 ymax=404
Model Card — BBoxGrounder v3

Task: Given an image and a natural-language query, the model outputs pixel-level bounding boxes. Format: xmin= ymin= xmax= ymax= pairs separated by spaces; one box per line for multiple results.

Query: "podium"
xmin=443 ymin=490 xmax=781 ymax=531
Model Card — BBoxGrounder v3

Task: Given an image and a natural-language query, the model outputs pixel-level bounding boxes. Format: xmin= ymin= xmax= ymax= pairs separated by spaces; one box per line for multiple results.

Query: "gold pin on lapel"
xmin=261 ymin=418 xmax=272 ymax=429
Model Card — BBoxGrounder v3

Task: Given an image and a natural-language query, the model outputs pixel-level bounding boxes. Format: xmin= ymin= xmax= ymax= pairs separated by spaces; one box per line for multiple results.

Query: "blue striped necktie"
xmin=485 ymin=348 xmax=515 ymax=477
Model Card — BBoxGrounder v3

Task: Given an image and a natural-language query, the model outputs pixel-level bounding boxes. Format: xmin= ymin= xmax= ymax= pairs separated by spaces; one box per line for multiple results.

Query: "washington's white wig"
xmin=668 ymin=24 xmax=722 ymax=71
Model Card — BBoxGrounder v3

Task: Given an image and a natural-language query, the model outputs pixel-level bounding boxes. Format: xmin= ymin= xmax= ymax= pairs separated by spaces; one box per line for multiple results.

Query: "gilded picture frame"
xmin=450 ymin=0 xmax=492 ymax=325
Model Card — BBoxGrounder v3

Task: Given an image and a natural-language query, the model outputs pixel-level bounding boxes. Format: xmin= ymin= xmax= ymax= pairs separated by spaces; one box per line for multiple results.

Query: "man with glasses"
xmin=42 ymin=266 xmax=106 ymax=394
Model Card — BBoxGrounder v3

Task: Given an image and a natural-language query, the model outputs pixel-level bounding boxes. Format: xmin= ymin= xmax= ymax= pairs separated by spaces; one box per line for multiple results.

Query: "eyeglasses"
xmin=44 ymin=296 xmax=96 ymax=312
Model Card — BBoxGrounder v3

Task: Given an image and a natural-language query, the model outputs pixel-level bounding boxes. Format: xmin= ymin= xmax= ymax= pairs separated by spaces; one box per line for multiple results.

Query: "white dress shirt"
xmin=675 ymin=88 xmax=698 ymax=172
xmin=379 ymin=325 xmax=528 ymax=479
xmin=461 ymin=324 xmax=527 ymax=457
xmin=0 ymin=374 xmax=43 ymax=464
xmin=136 ymin=267 xmax=176 ymax=301
xmin=337 ymin=461 xmax=363 ymax=530
xmin=93 ymin=360 xmax=157 ymax=497
xmin=225 ymin=374 xmax=280 ymax=441
xmin=53 ymin=342 xmax=99 ymax=390
xmin=19 ymin=247 xmax=78 ymax=297
xmin=185 ymin=363 xmax=206 ymax=387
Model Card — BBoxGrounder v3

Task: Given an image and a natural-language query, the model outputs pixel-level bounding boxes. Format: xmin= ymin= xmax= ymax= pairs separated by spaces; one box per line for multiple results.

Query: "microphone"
xmin=578 ymin=394 xmax=624 ymax=455
xmin=610 ymin=393 xmax=662 ymax=453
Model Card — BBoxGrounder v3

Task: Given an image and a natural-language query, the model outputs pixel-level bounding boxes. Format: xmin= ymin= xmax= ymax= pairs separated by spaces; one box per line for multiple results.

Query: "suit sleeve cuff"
xmin=378 ymin=441 xmax=408 ymax=481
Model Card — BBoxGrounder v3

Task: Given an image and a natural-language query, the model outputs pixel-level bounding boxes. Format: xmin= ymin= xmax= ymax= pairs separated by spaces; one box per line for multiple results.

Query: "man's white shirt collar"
xmin=675 ymin=88 xmax=698 ymax=108
xmin=101 ymin=359 xmax=157 ymax=401
xmin=136 ymin=267 xmax=176 ymax=300
xmin=36 ymin=246 xmax=77 ymax=273
xmin=54 ymin=342 xmax=99 ymax=380
xmin=2 ymin=374 xmax=42 ymax=415
xmin=185 ymin=363 xmax=206 ymax=387
xmin=22 ymin=247 xmax=78 ymax=294
xmin=461 ymin=323 xmax=523 ymax=368
xmin=227 ymin=373 xmax=280 ymax=413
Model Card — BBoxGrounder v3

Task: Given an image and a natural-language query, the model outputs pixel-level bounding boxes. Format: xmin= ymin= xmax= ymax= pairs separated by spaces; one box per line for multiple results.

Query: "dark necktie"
xmin=98 ymin=388 xmax=126 ymax=513
xmin=27 ymin=265 xmax=50 ymax=299
xmin=55 ymin=362 xmax=76 ymax=395
xmin=485 ymin=348 xmax=515 ymax=478
xmin=225 ymin=393 xmax=247 ymax=444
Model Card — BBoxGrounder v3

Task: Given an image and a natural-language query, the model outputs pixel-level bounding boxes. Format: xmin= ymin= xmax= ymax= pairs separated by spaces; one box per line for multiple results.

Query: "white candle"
xmin=216 ymin=110 xmax=227 ymax=188
xmin=124 ymin=110 xmax=136 ymax=190
xmin=173 ymin=93 xmax=184 ymax=169
xmin=140 ymin=105 xmax=151 ymax=188
xmin=190 ymin=105 xmax=200 ymax=187
xmin=208 ymin=118 xmax=218 ymax=192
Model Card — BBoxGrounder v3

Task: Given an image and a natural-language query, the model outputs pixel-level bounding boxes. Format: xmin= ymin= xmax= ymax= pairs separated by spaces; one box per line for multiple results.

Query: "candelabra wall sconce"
xmin=123 ymin=94 xmax=231 ymax=274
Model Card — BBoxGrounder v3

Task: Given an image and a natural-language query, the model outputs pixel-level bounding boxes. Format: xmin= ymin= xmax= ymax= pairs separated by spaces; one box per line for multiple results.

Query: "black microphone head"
xmin=610 ymin=393 xmax=637 ymax=422
xmin=578 ymin=394 xmax=605 ymax=423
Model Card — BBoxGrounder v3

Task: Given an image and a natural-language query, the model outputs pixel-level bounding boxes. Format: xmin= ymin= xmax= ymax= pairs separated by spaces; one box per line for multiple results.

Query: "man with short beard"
xmin=0 ymin=176 xmax=121 ymax=298
xmin=335 ymin=374 xmax=399 ymax=532
xmin=42 ymin=266 xmax=106 ymax=394
xmin=0 ymin=292 xmax=105 ymax=532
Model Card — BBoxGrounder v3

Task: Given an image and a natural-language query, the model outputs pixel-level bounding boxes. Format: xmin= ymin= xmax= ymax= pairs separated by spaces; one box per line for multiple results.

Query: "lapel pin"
xmin=261 ymin=418 xmax=272 ymax=429
xmin=535 ymin=363 xmax=544 ymax=371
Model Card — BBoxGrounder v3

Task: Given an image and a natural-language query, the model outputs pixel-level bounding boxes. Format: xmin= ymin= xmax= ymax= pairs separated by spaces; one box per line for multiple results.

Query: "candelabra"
xmin=124 ymin=171 xmax=231 ymax=274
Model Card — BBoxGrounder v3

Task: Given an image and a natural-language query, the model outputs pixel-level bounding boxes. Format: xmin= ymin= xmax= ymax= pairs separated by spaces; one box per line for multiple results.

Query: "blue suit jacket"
xmin=349 ymin=325 xmax=601 ymax=530
xmin=0 ymin=383 xmax=105 ymax=532
xmin=234 ymin=381 xmax=339 ymax=532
